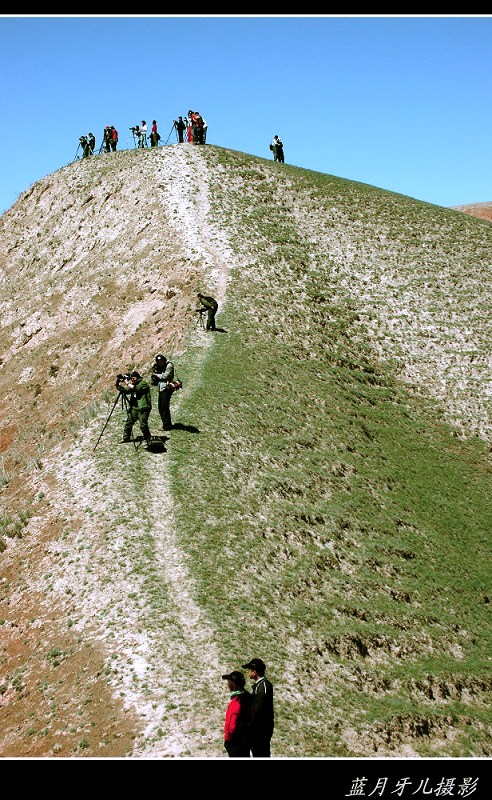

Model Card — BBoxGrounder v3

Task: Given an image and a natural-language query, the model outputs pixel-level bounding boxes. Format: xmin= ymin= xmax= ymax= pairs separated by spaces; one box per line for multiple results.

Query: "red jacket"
xmin=224 ymin=691 xmax=250 ymax=742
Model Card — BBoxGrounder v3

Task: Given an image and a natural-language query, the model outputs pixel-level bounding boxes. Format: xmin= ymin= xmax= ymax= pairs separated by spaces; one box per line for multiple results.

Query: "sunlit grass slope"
xmin=169 ymin=147 xmax=491 ymax=757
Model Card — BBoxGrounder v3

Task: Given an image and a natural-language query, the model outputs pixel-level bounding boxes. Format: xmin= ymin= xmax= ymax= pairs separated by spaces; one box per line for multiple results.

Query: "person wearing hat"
xmin=221 ymin=670 xmax=251 ymax=758
xmin=116 ymin=371 xmax=152 ymax=445
xmin=241 ymin=658 xmax=274 ymax=757
xmin=150 ymin=354 xmax=175 ymax=431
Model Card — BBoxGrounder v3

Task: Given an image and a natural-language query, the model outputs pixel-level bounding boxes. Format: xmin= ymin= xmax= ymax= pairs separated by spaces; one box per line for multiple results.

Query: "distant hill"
xmin=0 ymin=144 xmax=490 ymax=759
xmin=452 ymin=201 xmax=492 ymax=222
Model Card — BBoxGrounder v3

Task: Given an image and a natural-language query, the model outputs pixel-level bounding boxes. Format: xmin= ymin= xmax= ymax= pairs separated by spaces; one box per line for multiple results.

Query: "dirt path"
xmin=25 ymin=144 xmax=235 ymax=757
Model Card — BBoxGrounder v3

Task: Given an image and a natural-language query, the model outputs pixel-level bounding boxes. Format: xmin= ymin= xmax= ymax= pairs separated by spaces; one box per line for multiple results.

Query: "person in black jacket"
xmin=241 ymin=657 xmax=274 ymax=757
xmin=196 ymin=292 xmax=218 ymax=331
xmin=174 ymin=116 xmax=187 ymax=143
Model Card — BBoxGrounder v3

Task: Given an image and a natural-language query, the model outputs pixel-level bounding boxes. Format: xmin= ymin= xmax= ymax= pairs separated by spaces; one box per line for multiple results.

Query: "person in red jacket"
xmin=110 ymin=125 xmax=118 ymax=152
xmin=221 ymin=670 xmax=251 ymax=757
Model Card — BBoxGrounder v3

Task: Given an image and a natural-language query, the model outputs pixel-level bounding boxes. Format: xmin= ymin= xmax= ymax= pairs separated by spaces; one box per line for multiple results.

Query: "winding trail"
xmin=29 ymin=145 xmax=236 ymax=757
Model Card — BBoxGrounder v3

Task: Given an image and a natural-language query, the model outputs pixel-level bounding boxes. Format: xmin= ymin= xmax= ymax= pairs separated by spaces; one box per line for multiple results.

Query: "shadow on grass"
xmin=171 ymin=422 xmax=200 ymax=433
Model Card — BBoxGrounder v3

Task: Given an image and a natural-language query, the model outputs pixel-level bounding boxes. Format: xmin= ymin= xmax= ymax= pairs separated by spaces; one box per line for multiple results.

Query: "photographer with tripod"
xmin=174 ymin=116 xmax=186 ymax=143
xmin=116 ymin=371 xmax=152 ymax=445
xmin=196 ymin=292 xmax=218 ymax=331
xmin=79 ymin=135 xmax=91 ymax=158
xmin=139 ymin=120 xmax=148 ymax=148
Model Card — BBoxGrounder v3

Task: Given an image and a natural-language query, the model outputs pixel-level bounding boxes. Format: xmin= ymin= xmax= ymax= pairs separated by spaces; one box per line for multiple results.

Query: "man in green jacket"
xmin=116 ymin=371 xmax=152 ymax=445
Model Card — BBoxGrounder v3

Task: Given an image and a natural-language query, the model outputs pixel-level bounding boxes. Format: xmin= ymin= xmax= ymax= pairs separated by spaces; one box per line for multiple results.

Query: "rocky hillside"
xmin=0 ymin=144 xmax=490 ymax=759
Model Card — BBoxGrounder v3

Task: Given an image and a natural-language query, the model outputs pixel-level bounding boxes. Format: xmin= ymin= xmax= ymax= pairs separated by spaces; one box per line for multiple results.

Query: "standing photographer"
xmin=139 ymin=120 xmax=148 ymax=147
xmin=79 ymin=135 xmax=91 ymax=158
xmin=150 ymin=354 xmax=175 ymax=431
xmin=174 ymin=116 xmax=186 ymax=143
xmin=116 ymin=371 xmax=152 ymax=444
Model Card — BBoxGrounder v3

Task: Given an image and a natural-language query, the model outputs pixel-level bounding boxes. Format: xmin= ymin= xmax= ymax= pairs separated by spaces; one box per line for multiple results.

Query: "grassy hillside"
xmin=0 ymin=144 xmax=490 ymax=758
xmin=168 ymin=148 xmax=491 ymax=756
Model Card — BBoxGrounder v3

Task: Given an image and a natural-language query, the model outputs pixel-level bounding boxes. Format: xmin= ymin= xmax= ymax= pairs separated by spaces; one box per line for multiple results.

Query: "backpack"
xmin=269 ymin=144 xmax=273 ymax=150
xmin=146 ymin=435 xmax=166 ymax=453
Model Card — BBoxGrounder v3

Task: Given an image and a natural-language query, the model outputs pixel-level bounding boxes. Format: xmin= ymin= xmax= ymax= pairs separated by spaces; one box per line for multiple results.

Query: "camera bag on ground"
xmin=146 ymin=435 xmax=166 ymax=453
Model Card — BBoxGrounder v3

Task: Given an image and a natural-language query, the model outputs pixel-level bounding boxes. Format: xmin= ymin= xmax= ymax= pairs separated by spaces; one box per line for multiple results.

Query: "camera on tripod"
xmin=116 ymin=372 xmax=132 ymax=388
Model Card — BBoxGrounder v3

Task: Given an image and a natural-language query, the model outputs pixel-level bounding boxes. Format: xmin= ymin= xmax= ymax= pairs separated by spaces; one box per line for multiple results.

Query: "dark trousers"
xmin=225 ymin=741 xmax=250 ymax=758
xmin=158 ymin=387 xmax=173 ymax=429
xmin=250 ymin=737 xmax=271 ymax=757
xmin=206 ymin=307 xmax=217 ymax=330
xmin=124 ymin=408 xmax=150 ymax=441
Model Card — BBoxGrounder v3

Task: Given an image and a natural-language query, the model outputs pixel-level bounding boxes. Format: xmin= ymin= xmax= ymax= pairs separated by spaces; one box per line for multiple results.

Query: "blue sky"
xmin=1 ymin=14 xmax=491 ymax=215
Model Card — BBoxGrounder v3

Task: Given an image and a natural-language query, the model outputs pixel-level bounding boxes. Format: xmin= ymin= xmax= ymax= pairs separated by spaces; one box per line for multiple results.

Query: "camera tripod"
xmin=98 ymin=138 xmax=111 ymax=155
xmin=164 ymin=122 xmax=179 ymax=145
xmin=130 ymin=127 xmax=148 ymax=148
xmin=195 ymin=309 xmax=207 ymax=330
xmin=93 ymin=389 xmax=130 ymax=452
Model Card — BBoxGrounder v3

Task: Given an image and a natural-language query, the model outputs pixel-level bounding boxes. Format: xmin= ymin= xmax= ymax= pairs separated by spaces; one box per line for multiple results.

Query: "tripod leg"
xmin=92 ymin=392 xmax=122 ymax=452
xmin=165 ymin=125 xmax=175 ymax=145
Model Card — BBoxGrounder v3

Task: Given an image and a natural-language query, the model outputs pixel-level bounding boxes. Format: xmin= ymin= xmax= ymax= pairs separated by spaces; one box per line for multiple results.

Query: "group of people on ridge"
xmin=222 ymin=658 xmax=275 ymax=758
xmin=131 ymin=120 xmax=161 ymax=148
xmin=173 ymin=110 xmax=207 ymax=144
xmin=78 ymin=114 xmax=287 ymax=166
xmin=79 ymin=132 xmax=96 ymax=158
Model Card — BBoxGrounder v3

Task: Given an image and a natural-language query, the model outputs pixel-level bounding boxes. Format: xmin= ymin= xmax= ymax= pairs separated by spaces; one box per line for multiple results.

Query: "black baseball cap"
xmin=221 ymin=670 xmax=245 ymax=686
xmin=241 ymin=658 xmax=266 ymax=672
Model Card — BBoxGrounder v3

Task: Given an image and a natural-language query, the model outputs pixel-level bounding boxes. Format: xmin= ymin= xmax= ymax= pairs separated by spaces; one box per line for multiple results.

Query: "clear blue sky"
xmin=1 ymin=14 xmax=491 ymax=215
